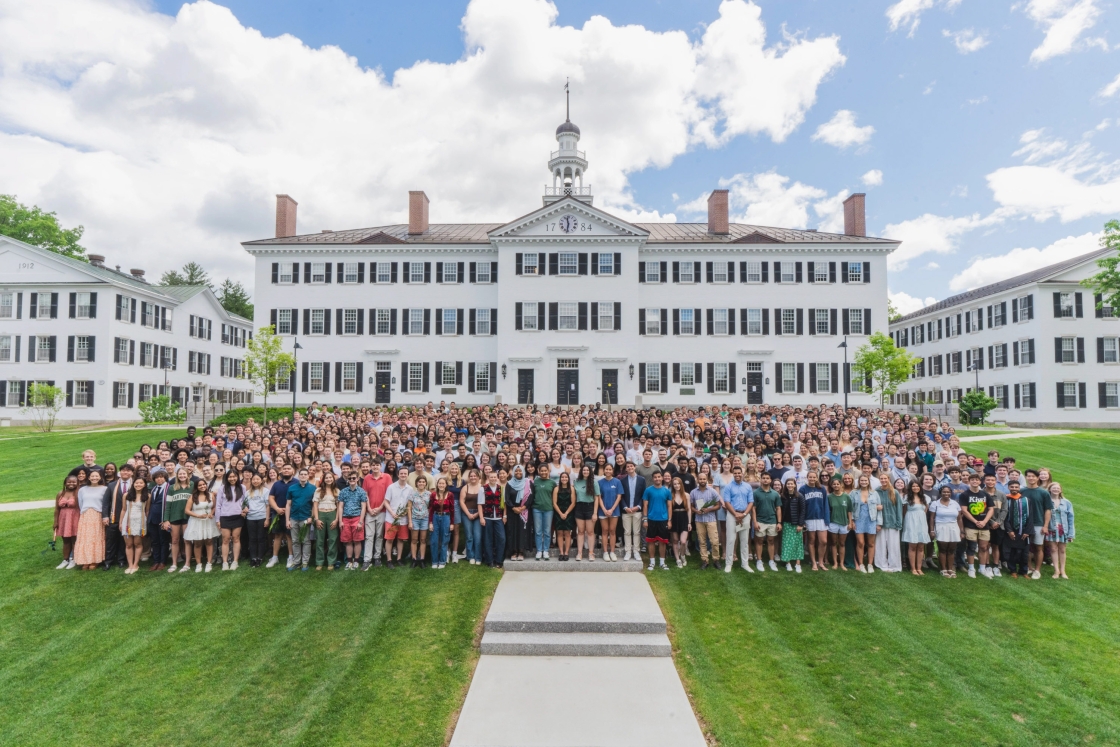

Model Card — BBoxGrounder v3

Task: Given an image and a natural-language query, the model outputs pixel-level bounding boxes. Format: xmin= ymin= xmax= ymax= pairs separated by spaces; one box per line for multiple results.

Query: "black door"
xmin=747 ymin=371 xmax=763 ymax=405
xmin=517 ymin=369 xmax=534 ymax=405
xmin=557 ymin=370 xmax=579 ymax=405
xmin=375 ymin=371 xmax=391 ymax=404
xmin=601 ymin=369 xmax=618 ymax=404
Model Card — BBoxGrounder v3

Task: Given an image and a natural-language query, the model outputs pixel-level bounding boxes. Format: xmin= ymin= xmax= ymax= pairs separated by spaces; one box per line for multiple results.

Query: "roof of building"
xmin=244 ymin=222 xmax=898 ymax=246
xmin=893 ymin=246 xmax=1114 ymax=324
xmin=556 ymin=120 xmax=580 ymax=137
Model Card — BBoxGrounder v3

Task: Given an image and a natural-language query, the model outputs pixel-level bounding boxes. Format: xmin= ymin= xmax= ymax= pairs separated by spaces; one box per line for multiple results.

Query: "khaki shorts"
xmin=963 ymin=528 xmax=990 ymax=542
xmin=756 ymin=522 xmax=779 ymax=537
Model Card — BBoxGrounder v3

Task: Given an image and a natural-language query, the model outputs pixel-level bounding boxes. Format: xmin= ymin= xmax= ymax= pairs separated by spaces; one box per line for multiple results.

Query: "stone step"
xmin=485 ymin=612 xmax=665 ymax=635
xmin=480 ymin=631 xmax=672 ymax=657
xmin=509 ymin=555 xmax=645 ymax=572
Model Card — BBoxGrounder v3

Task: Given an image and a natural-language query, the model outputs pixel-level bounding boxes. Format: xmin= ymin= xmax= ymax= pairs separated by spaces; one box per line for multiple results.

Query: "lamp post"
xmin=838 ymin=336 xmax=848 ymax=411
xmin=291 ymin=339 xmax=302 ymax=422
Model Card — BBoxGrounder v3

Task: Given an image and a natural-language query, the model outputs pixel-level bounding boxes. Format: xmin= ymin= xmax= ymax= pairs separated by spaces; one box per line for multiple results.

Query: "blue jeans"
xmin=482 ymin=517 xmax=506 ymax=566
xmin=429 ymin=514 xmax=451 ymax=565
xmin=463 ymin=517 xmax=482 ymax=561
xmin=533 ymin=509 xmax=553 ymax=555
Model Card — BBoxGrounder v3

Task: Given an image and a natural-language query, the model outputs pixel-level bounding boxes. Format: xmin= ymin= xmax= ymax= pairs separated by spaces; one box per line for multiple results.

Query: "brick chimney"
xmin=843 ymin=193 xmax=866 ymax=237
xmin=88 ymin=254 xmax=105 ymax=267
xmin=707 ymin=189 xmax=729 ymax=235
xmin=275 ymin=194 xmax=298 ymax=238
xmin=408 ymin=190 xmax=429 ymax=235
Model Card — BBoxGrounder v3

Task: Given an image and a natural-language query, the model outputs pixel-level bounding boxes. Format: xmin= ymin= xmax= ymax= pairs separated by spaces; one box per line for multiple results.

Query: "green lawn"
xmin=0 ymin=508 xmax=498 ymax=746
xmin=0 ymin=427 xmax=182 ymax=502
xmin=650 ymin=430 xmax=1120 ymax=747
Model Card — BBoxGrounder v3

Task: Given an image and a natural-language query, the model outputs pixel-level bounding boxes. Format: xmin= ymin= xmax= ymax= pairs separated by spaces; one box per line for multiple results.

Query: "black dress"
xmin=504 ymin=483 xmax=533 ymax=556
xmin=554 ymin=487 xmax=575 ymax=531
xmin=670 ymin=497 xmax=690 ymax=534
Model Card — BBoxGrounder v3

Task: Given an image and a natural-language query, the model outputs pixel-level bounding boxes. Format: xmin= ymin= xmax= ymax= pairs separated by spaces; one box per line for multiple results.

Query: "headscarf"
xmin=507 ymin=465 xmax=527 ymax=493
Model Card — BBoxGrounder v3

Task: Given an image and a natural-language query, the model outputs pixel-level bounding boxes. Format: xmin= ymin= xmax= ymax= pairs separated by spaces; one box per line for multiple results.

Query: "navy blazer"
xmin=619 ymin=474 xmax=647 ymax=511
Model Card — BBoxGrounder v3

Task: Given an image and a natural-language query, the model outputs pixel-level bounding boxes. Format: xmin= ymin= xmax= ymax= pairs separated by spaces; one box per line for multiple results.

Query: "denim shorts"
xmin=828 ymin=522 xmax=849 ymax=535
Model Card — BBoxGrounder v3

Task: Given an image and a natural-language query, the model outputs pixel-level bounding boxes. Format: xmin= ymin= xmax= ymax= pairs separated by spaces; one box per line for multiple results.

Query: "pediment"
xmin=0 ymin=240 xmax=98 ymax=284
xmin=489 ymin=198 xmax=648 ymax=242
xmin=732 ymin=231 xmax=783 ymax=244
xmin=356 ymin=231 xmax=406 ymax=244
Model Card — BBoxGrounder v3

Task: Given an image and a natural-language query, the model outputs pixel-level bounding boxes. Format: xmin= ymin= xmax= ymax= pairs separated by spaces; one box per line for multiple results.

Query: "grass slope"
xmin=0 ymin=428 xmax=181 ymax=503
xmin=2 ymin=508 xmax=497 ymax=746
xmin=650 ymin=431 xmax=1120 ymax=746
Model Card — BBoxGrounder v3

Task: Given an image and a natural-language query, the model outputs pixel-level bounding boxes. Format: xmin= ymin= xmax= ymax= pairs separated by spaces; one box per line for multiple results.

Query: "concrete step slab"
xmin=481 ymin=631 xmax=672 ymax=657
xmin=508 ymin=555 xmax=645 ymax=571
xmin=485 ymin=571 xmax=666 ymax=634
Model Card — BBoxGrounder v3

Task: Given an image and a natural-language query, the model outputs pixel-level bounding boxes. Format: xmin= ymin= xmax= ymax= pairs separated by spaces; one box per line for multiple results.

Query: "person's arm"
xmin=313 ymin=496 xmax=322 ymax=528
xmin=285 ymin=496 xmax=292 ymax=529
xmin=552 ymin=486 xmax=560 ymax=514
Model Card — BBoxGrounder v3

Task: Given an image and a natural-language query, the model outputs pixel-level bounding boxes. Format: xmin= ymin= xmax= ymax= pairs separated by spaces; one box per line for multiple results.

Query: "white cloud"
xmin=882 ymin=211 xmax=1006 ymax=270
xmin=886 ymin=0 xmax=962 ymax=36
xmin=948 ymin=231 xmax=1101 ymax=290
xmin=0 ymin=0 xmax=846 ymax=281
xmin=942 ymin=28 xmax=988 ymax=53
xmin=1098 ymin=73 xmax=1120 ymax=98
xmin=926 ymin=262 xmax=940 ymax=269
xmin=890 ymin=290 xmax=938 ymax=316
xmin=861 ymin=169 xmax=883 ymax=186
xmin=811 ymin=110 xmax=874 ymax=149
xmin=1024 ymin=0 xmax=1105 ymax=63
xmin=679 ymin=170 xmax=847 ymax=231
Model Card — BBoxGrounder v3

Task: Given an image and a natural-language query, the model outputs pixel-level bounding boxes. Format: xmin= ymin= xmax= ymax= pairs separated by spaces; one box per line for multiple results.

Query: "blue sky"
xmin=3 ymin=0 xmax=1118 ymax=311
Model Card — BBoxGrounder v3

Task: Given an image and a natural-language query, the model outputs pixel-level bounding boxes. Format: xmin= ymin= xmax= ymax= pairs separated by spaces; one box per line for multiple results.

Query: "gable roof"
xmin=893 ymin=246 xmax=1114 ymax=324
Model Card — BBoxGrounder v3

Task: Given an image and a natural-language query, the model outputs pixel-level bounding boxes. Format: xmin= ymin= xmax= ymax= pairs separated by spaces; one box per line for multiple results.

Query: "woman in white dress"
xmin=901 ymin=479 xmax=931 ymax=576
xmin=184 ymin=482 xmax=219 ymax=572
xmin=118 ymin=477 xmax=151 ymax=575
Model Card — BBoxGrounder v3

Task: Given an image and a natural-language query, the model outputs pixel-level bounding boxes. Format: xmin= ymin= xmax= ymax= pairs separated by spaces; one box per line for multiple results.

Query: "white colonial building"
xmin=888 ymin=247 xmax=1120 ymax=426
xmin=246 ymin=116 xmax=898 ymax=407
xmin=0 ymin=237 xmax=254 ymax=423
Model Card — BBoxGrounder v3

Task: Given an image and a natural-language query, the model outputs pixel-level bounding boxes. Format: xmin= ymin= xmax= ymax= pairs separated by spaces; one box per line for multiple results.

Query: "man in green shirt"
xmin=827 ymin=476 xmax=853 ymax=570
xmin=1019 ymin=468 xmax=1053 ymax=580
xmin=531 ymin=463 xmax=556 ymax=560
xmin=752 ymin=472 xmax=783 ymax=572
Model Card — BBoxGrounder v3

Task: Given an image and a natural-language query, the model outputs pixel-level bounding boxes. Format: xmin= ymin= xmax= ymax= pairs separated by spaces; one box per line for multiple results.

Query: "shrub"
xmin=139 ymin=395 xmax=185 ymax=424
xmin=958 ymin=390 xmax=999 ymax=425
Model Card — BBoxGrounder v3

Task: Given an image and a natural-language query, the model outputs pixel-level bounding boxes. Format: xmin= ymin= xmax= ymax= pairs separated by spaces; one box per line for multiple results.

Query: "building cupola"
xmin=544 ymin=80 xmax=592 ymax=205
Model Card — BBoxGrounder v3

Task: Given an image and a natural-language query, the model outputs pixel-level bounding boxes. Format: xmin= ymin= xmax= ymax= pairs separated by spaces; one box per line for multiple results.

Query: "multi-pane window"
xmin=814 ymin=264 xmax=829 ymax=283
xmin=275 ymin=370 xmax=290 ymax=392
xmin=140 ymin=343 xmax=154 ymax=368
xmin=713 ymin=308 xmax=728 ymax=335
xmin=309 ymin=362 xmax=325 ymax=391
xmin=409 ymin=263 xmax=425 ymax=283
xmin=522 ymin=254 xmax=539 ymax=275
xmin=847 ymin=262 xmax=863 ymax=283
xmin=1059 ymin=292 xmax=1074 ymax=318
xmin=75 ymin=336 xmax=90 ymax=362
xmin=993 ymin=345 xmax=1006 ymax=368
xmin=781 ymin=309 xmax=796 ymax=335
xmin=814 ymin=309 xmax=829 ymax=335
xmin=645 ymin=309 xmax=661 ymax=335
xmin=38 ymin=295 xmax=52 ymax=318
xmin=0 ymin=292 xmax=13 ymax=318
xmin=645 ymin=261 xmax=661 ymax=283
xmin=713 ymin=362 xmax=729 ymax=393
xmin=712 ymin=262 xmax=728 ymax=283
xmin=597 ymin=302 xmax=613 ymax=330
xmin=440 ymin=362 xmax=457 ymax=386
xmin=343 ymin=262 xmax=359 ymax=283
xmin=1103 ymin=337 xmax=1119 ymax=363
xmin=558 ymin=302 xmax=578 ymax=330
xmin=743 ymin=261 xmax=762 ymax=283
xmin=73 ymin=381 xmax=90 ymax=407
xmin=476 ymin=308 xmax=491 ymax=335
xmin=343 ymin=309 xmax=359 ymax=335
xmin=114 ymin=382 xmax=128 ymax=408
xmin=75 ymin=293 xmax=92 ymax=319
xmin=848 ymin=308 xmax=864 ymax=335
xmin=1105 ymin=382 xmax=1119 ymax=408
xmin=342 ymin=362 xmax=357 ymax=391
xmin=1063 ymin=381 xmax=1077 ymax=406
xmin=992 ymin=304 xmax=1006 ymax=326
xmin=680 ymin=308 xmax=695 ymax=335
xmin=116 ymin=294 xmax=131 ymax=321
xmin=278 ymin=264 xmax=293 ymax=283
xmin=310 ymin=262 xmax=326 ymax=283
xmin=310 ymin=309 xmax=326 ymax=335
xmin=522 ymin=302 xmax=539 ymax=331
xmin=376 ymin=262 xmax=393 ymax=283
xmin=443 ymin=308 xmax=458 ymax=336
xmin=375 ymin=309 xmax=391 ymax=335
xmin=598 ymin=254 xmax=614 ymax=275
xmin=744 ymin=309 xmax=761 ymax=335
xmin=680 ymin=363 xmax=695 ymax=387
xmin=815 ymin=363 xmax=831 ymax=392
xmin=441 ymin=262 xmax=458 ymax=283
xmin=0 ymin=336 xmax=11 ymax=362
xmin=138 ymin=384 xmax=153 ymax=403
xmin=475 ymin=362 xmax=490 ymax=392
xmin=409 ymin=309 xmax=424 ymax=335
xmin=646 ymin=363 xmax=662 ymax=393
xmin=780 ymin=264 xmax=796 ymax=283
xmin=277 ymin=309 xmax=293 ymax=335
xmin=1061 ymin=336 xmax=1076 ymax=363
xmin=408 ymin=362 xmax=424 ymax=391
xmin=679 ymin=263 xmax=695 ymax=283
xmin=476 ymin=262 xmax=492 ymax=283
xmin=781 ymin=363 xmax=797 ymax=392
xmin=559 ymin=252 xmax=578 ymax=275
xmin=1018 ymin=384 xmax=1033 ymax=408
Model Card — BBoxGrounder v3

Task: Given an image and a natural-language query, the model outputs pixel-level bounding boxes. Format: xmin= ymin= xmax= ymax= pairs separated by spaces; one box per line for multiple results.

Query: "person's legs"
xmin=855 ymin=533 xmax=866 ymax=568
xmin=465 ymin=518 xmax=480 ymax=561
xmin=492 ymin=520 xmax=505 ymax=566
xmin=1057 ymin=543 xmax=1068 ymax=577
xmin=1047 ymin=541 xmax=1060 ymax=578
xmin=816 ymin=531 xmax=829 ymax=570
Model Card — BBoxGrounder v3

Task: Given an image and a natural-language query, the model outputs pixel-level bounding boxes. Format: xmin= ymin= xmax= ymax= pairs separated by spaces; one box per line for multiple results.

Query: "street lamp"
xmin=292 ymin=339 xmax=302 ymax=422
xmin=837 ymin=336 xmax=848 ymax=411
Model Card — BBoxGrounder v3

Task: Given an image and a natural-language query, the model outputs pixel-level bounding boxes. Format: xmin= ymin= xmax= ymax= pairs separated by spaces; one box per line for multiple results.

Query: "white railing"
xmin=544 ymin=185 xmax=592 ymax=197
xmin=550 ymin=149 xmax=585 ymax=160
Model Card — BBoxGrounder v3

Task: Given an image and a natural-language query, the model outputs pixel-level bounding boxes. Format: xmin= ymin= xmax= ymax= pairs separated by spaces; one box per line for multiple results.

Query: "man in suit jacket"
xmin=102 ymin=462 xmax=134 ymax=569
xmin=618 ymin=461 xmax=647 ymax=562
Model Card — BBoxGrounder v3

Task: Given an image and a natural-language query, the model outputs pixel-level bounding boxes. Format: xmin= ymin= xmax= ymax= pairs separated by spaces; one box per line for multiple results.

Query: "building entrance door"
xmin=601 ymin=369 xmax=618 ymax=404
xmin=556 ymin=359 xmax=579 ymax=405
xmin=375 ymin=362 xmax=391 ymax=404
xmin=746 ymin=363 xmax=763 ymax=405
xmin=517 ymin=369 xmax=535 ymax=405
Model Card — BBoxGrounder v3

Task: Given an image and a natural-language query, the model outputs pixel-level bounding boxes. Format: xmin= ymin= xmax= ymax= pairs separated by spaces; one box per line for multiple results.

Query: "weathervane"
xmin=564 ymin=77 xmax=570 ymax=121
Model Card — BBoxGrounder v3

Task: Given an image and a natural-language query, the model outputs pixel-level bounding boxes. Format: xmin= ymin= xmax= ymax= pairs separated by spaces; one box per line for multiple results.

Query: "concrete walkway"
xmin=0 ymin=500 xmax=53 ymax=512
xmin=958 ymin=428 xmax=1074 ymax=443
xmin=451 ymin=570 xmax=706 ymax=746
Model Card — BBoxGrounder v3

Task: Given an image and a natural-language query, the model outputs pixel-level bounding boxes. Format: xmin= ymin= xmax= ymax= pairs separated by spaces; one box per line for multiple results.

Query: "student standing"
xmin=165 ymin=468 xmax=193 ymax=572
xmin=901 ymin=479 xmax=930 ymax=575
xmin=428 ymin=478 xmax=455 ymax=569
xmin=504 ymin=465 xmax=533 ymax=561
xmin=361 ymin=460 xmax=391 ymax=569
xmin=669 ymin=476 xmax=692 ymax=567
xmin=552 ymin=472 xmax=575 ymax=561
xmin=119 ymin=477 xmax=150 ymax=575
xmin=875 ymin=473 xmax=904 ymax=572
xmin=618 ymin=461 xmax=646 ymax=562
xmin=800 ymin=473 xmax=829 ymax=571
xmin=572 ymin=465 xmax=599 ymax=560
xmin=779 ymin=475 xmax=806 ymax=573
xmin=386 ymin=466 xmax=419 ymax=568
xmin=1000 ymin=480 xmax=1033 ymax=577
xmin=74 ymin=470 xmax=108 ymax=570
xmin=929 ymin=485 xmax=963 ymax=578
xmin=480 ymin=471 xmax=506 ymax=568
xmin=722 ymin=466 xmax=755 ymax=574
xmin=313 ymin=472 xmax=342 ymax=570
xmin=958 ymin=473 xmax=994 ymax=579
xmin=690 ymin=473 xmax=722 ymax=570
xmin=751 ymin=472 xmax=781 ymax=572
xmin=851 ymin=475 xmax=881 ymax=573
xmin=146 ymin=469 xmax=171 ymax=571
xmin=826 ymin=476 xmax=852 ymax=570
xmin=267 ymin=464 xmax=294 ymax=569
xmin=337 ymin=473 xmax=367 ymax=570
xmin=597 ymin=464 xmax=623 ymax=562
xmin=1019 ymin=469 xmax=1053 ymax=580
xmin=102 ymin=463 xmax=134 ymax=570
xmin=285 ymin=468 xmax=316 ymax=572
xmin=244 ymin=473 xmax=271 ymax=567
xmin=642 ymin=471 xmax=672 ymax=570
xmin=216 ymin=470 xmax=247 ymax=571
xmin=53 ymin=476 xmax=81 ymax=569
xmin=184 ymin=482 xmax=218 ymax=572
xmin=1046 ymin=482 xmax=1074 ymax=579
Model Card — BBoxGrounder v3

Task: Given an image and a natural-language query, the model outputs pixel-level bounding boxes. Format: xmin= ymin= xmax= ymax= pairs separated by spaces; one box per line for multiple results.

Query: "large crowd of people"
xmin=51 ymin=402 xmax=1075 ymax=581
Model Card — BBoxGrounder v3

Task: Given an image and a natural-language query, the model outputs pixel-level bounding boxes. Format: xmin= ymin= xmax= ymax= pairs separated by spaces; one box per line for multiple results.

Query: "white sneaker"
xmin=266 ymin=556 xmax=278 ymax=568
xmin=536 ymin=551 xmax=543 ymax=560
xmin=795 ymin=564 xmax=802 ymax=573
xmin=756 ymin=560 xmax=764 ymax=572
xmin=866 ymin=566 xmax=874 ymax=574
xmin=858 ymin=564 xmax=866 ymax=573
xmin=452 ymin=553 xmax=460 ymax=563
xmin=66 ymin=560 xmax=76 ymax=569
xmin=222 ymin=562 xmax=230 ymax=571
xmin=56 ymin=560 xmax=69 ymax=570
xmin=1030 ymin=570 xmax=1041 ymax=580
xmin=588 ymin=553 xmax=595 ymax=562
xmin=648 ymin=560 xmax=656 ymax=571
xmin=769 ymin=560 xmax=779 ymax=572
xmin=286 ymin=559 xmax=294 ymax=570
xmin=981 ymin=567 xmax=993 ymax=579
xmin=785 ymin=563 xmax=793 ymax=572
xmin=195 ymin=564 xmax=203 ymax=573
xmin=725 ymin=565 xmax=732 ymax=573
xmin=543 ymin=552 xmax=550 ymax=560
xmin=205 ymin=563 xmax=213 ymax=573
xmin=179 ymin=564 xmax=190 ymax=573
xmin=231 ymin=561 xmax=238 ymax=570
xmin=660 ymin=561 xmax=669 ymax=570
xmin=623 ymin=551 xmax=632 ymax=561
xmin=968 ymin=567 xmax=976 ymax=579
xmin=743 ymin=562 xmax=755 ymax=573
xmin=992 ymin=567 xmax=1002 ymax=578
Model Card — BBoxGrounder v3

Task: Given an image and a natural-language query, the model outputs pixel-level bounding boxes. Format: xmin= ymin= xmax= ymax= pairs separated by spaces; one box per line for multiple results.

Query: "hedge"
xmin=207 ymin=405 xmax=356 ymax=427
